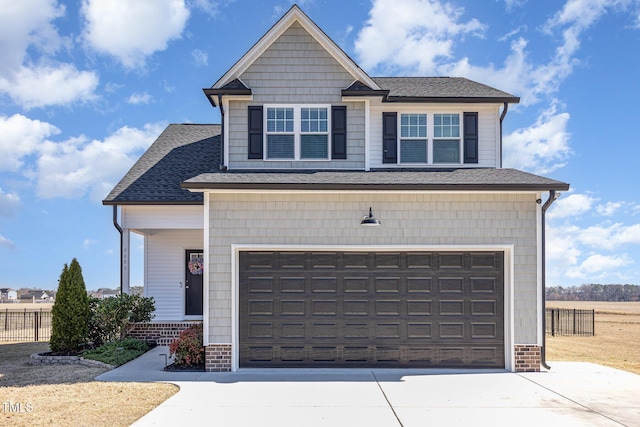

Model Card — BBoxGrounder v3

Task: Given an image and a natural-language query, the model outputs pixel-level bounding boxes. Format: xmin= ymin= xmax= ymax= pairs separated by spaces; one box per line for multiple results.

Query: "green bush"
xmin=50 ymin=259 xmax=90 ymax=354
xmin=168 ymin=323 xmax=204 ymax=367
xmin=88 ymin=293 xmax=155 ymax=346
xmin=82 ymin=338 xmax=149 ymax=366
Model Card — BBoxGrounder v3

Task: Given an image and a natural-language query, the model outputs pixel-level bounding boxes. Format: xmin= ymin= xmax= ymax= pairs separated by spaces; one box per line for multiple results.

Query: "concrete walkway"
xmin=96 ymin=346 xmax=640 ymax=426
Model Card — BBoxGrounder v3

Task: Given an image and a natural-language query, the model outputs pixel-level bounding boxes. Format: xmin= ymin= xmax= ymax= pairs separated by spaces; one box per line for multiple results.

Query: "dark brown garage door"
xmin=239 ymin=251 xmax=504 ymax=368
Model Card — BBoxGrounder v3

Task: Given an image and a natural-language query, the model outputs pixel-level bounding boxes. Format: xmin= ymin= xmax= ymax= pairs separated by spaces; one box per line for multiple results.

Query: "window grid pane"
xmin=400 ymin=114 xmax=427 ymax=139
xmin=301 ymin=108 xmax=328 ymax=135
xmin=267 ymin=108 xmax=294 ymax=134
xmin=434 ymin=114 xmax=459 ymax=138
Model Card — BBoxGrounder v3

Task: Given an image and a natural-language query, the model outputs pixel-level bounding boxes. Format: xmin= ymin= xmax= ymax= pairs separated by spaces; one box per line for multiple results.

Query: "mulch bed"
xmin=163 ymin=363 xmax=205 ymax=372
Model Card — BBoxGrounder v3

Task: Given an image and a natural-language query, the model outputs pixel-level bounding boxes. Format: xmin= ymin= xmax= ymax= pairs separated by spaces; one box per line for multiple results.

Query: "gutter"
xmin=499 ymin=103 xmax=509 ymax=168
xmin=541 ymin=189 xmax=558 ymax=370
xmin=112 ymin=205 xmax=124 ymax=294
xmin=218 ymin=94 xmax=227 ymax=171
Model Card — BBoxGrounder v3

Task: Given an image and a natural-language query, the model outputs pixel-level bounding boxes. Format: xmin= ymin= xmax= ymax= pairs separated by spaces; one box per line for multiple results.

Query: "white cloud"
xmin=0 ymin=188 xmax=21 ymax=218
xmin=0 ymin=114 xmax=60 ymax=171
xmin=36 ymin=122 xmax=165 ymax=201
xmin=0 ymin=234 xmax=16 ymax=250
xmin=565 ymin=253 xmax=633 ymax=279
xmin=354 ymin=0 xmax=485 ymax=75
xmin=191 ymin=49 xmax=208 ymax=67
xmin=548 ymin=193 xmax=595 ymax=219
xmin=83 ymin=238 xmax=98 ymax=250
xmin=596 ymin=201 xmax=623 ymax=216
xmin=0 ymin=1 xmax=99 ymax=109
xmin=188 ymin=0 xmax=222 ymax=17
xmin=0 ymin=64 xmax=99 ymax=109
xmin=81 ymin=0 xmax=190 ymax=69
xmin=127 ymin=92 xmax=152 ymax=105
xmin=503 ymin=103 xmax=572 ymax=174
xmin=575 ymin=223 xmax=640 ymax=250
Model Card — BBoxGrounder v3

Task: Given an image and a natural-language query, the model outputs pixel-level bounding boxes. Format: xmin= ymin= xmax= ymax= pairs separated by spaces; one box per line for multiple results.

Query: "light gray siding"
xmin=227 ymin=22 xmax=365 ymax=169
xmin=206 ymin=192 xmax=539 ymax=346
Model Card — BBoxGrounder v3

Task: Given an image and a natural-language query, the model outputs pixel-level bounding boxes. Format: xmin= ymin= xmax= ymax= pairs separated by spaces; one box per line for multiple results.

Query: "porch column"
xmin=121 ymin=228 xmax=130 ymax=294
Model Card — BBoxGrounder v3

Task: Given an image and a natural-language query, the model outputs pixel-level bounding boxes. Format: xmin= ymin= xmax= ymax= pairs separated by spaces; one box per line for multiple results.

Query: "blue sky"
xmin=1 ymin=0 xmax=639 ymax=290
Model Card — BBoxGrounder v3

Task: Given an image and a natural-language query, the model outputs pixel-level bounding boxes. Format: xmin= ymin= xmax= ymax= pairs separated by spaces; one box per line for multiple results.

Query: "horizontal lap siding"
xmin=146 ymin=230 xmax=203 ymax=320
xmin=207 ymin=193 xmax=538 ymax=345
xmin=227 ymin=22 xmax=365 ymax=169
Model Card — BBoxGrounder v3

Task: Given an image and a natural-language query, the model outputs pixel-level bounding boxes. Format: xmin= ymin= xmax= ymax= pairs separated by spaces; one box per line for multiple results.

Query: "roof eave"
xmin=341 ymin=89 xmax=390 ymax=97
xmin=383 ymin=96 xmax=521 ymax=104
xmin=102 ymin=200 xmax=204 ymax=206
xmin=181 ymin=182 xmax=569 ymax=192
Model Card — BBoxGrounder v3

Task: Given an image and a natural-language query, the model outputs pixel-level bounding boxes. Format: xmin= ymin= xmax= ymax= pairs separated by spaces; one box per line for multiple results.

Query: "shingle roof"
xmin=103 ymin=124 xmax=221 ymax=205
xmin=343 ymin=77 xmax=520 ymax=103
xmin=182 ymin=168 xmax=568 ymax=192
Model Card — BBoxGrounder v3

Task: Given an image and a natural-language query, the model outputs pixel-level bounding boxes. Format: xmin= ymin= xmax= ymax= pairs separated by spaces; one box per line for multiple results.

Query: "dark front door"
xmin=185 ymin=250 xmax=204 ymax=316
xmin=239 ymin=251 xmax=505 ymax=368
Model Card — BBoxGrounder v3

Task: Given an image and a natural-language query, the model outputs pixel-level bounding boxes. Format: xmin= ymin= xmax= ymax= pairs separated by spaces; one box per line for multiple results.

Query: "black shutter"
xmin=331 ymin=105 xmax=347 ymax=160
xmin=248 ymin=106 xmax=263 ymax=159
xmin=463 ymin=112 xmax=478 ymax=164
xmin=382 ymin=112 xmax=397 ymax=163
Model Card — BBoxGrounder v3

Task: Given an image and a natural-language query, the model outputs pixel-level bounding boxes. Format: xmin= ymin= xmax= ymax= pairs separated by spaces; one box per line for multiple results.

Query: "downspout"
xmin=112 ymin=205 xmax=124 ymax=294
xmin=499 ymin=102 xmax=509 ymax=168
xmin=218 ymin=94 xmax=227 ymax=171
xmin=541 ymin=190 xmax=558 ymax=370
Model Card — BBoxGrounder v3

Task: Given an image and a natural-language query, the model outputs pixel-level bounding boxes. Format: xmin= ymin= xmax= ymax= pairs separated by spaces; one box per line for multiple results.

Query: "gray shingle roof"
xmin=103 ymin=124 xmax=221 ymax=205
xmin=370 ymin=77 xmax=519 ymax=102
xmin=182 ymin=168 xmax=568 ymax=192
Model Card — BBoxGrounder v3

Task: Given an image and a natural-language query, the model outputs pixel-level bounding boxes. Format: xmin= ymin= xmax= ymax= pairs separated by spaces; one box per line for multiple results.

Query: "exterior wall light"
xmin=361 ymin=207 xmax=382 ymax=227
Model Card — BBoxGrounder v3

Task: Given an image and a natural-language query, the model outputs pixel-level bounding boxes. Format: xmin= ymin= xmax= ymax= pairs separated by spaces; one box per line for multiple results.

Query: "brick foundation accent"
xmin=514 ymin=344 xmax=541 ymax=372
xmin=127 ymin=321 xmax=201 ymax=345
xmin=205 ymin=344 xmax=232 ymax=372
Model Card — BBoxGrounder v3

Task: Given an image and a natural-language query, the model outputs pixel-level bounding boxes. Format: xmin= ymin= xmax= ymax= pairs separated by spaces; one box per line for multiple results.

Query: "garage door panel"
xmin=239 ymin=251 xmax=504 ymax=368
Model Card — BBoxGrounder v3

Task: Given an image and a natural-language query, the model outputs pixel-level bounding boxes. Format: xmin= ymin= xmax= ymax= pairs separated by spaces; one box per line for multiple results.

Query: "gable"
xmin=212 ymin=5 xmax=377 ymax=91
xmin=240 ymin=22 xmax=355 ymax=103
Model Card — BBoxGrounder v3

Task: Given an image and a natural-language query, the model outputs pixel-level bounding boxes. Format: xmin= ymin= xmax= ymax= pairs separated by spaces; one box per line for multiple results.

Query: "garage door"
xmin=239 ymin=251 xmax=504 ymax=368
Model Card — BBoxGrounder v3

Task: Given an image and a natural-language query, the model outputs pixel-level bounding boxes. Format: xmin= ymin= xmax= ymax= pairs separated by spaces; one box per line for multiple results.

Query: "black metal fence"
xmin=546 ymin=308 xmax=595 ymax=336
xmin=0 ymin=309 xmax=52 ymax=341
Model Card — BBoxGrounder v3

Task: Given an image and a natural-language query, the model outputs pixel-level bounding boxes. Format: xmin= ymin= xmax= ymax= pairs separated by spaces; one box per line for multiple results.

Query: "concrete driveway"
xmin=97 ymin=346 xmax=640 ymax=426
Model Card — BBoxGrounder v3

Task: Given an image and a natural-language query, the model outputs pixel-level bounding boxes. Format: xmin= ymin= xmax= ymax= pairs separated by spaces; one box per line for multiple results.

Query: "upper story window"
xmin=265 ymin=105 xmax=330 ymax=160
xmin=397 ymin=112 xmax=461 ymax=165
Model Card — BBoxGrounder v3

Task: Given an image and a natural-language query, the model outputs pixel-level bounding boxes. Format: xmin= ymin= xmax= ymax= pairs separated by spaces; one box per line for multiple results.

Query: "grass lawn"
xmin=546 ymin=301 xmax=640 ymax=375
xmin=0 ymin=342 xmax=178 ymax=427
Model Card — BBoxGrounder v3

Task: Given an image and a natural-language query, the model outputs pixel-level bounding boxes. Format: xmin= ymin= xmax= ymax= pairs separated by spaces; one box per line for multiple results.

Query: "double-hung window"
xmin=400 ymin=113 xmax=427 ymax=163
xmin=397 ymin=112 xmax=461 ymax=164
xmin=265 ymin=105 xmax=329 ymax=160
xmin=433 ymin=113 xmax=460 ymax=163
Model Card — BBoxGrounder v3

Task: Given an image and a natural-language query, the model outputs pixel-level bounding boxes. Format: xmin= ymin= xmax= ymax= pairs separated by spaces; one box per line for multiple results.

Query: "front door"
xmin=185 ymin=250 xmax=204 ymax=316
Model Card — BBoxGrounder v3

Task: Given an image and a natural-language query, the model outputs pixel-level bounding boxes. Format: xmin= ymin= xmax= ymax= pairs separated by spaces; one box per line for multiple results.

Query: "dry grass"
xmin=0 ymin=342 xmax=178 ymax=427
xmin=546 ymin=302 xmax=640 ymax=375
xmin=0 ymin=303 xmax=53 ymax=311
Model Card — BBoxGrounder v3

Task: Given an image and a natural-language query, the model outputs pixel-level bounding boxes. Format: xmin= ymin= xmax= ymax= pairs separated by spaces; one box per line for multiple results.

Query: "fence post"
xmin=551 ymin=309 xmax=555 ymax=337
xmin=573 ymin=308 xmax=576 ymax=335
xmin=592 ymin=309 xmax=595 ymax=336
xmin=34 ymin=311 xmax=39 ymax=341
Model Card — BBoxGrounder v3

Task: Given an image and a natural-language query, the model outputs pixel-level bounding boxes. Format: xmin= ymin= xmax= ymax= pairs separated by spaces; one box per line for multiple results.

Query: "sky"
xmin=1 ymin=0 xmax=639 ymax=291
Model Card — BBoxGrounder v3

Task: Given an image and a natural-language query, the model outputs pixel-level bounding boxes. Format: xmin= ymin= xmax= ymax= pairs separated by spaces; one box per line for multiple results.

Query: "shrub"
xmin=88 ymin=293 xmax=155 ymax=346
xmin=169 ymin=323 xmax=204 ymax=367
xmin=83 ymin=338 xmax=149 ymax=366
xmin=50 ymin=259 xmax=90 ymax=354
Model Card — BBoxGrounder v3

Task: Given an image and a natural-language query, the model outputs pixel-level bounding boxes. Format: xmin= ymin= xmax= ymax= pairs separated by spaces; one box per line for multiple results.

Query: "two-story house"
xmin=104 ymin=5 xmax=569 ymax=372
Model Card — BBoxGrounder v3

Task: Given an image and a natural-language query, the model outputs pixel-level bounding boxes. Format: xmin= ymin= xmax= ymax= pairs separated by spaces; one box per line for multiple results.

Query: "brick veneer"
xmin=128 ymin=322 xmax=200 ymax=345
xmin=205 ymin=344 xmax=232 ymax=372
xmin=514 ymin=345 xmax=541 ymax=372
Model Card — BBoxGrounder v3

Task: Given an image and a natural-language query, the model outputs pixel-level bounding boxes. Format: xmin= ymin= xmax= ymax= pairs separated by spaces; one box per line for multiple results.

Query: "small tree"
xmin=50 ymin=258 xmax=90 ymax=353
xmin=88 ymin=293 xmax=155 ymax=346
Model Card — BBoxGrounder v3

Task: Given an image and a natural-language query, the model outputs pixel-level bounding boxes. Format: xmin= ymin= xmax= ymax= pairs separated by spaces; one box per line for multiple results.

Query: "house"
xmin=19 ymin=290 xmax=50 ymax=303
xmin=104 ymin=5 xmax=569 ymax=372
xmin=0 ymin=288 xmax=18 ymax=301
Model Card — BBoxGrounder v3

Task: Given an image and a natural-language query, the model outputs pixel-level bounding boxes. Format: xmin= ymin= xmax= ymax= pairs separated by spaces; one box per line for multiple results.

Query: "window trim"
xmin=264 ymin=104 xmax=332 ymax=161
xmin=396 ymin=111 xmax=463 ymax=165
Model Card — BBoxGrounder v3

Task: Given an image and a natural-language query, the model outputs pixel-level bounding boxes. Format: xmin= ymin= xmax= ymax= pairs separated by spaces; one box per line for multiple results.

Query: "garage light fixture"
xmin=361 ymin=207 xmax=382 ymax=227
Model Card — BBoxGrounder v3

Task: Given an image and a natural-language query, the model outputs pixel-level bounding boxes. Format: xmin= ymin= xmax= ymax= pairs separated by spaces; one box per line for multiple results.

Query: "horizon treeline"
xmin=546 ymin=284 xmax=640 ymax=301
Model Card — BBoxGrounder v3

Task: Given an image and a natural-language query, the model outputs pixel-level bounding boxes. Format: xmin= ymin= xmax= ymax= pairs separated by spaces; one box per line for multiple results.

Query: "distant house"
xmin=0 ymin=288 xmax=18 ymax=301
xmin=100 ymin=289 xmax=119 ymax=299
xmin=19 ymin=290 xmax=50 ymax=303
